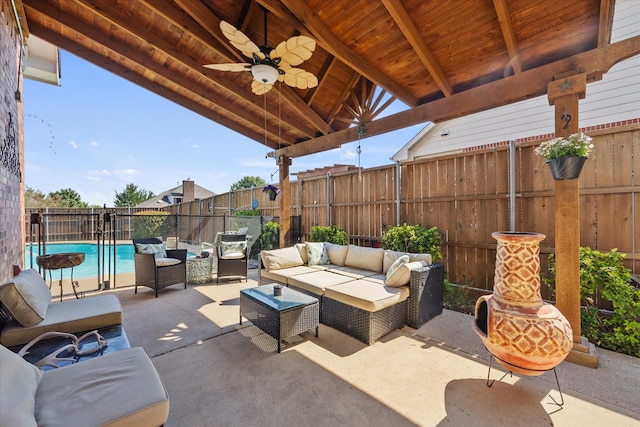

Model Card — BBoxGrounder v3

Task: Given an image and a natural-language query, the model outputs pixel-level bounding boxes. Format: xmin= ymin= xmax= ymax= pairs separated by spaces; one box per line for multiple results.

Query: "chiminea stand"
xmin=485 ymin=350 xmax=565 ymax=412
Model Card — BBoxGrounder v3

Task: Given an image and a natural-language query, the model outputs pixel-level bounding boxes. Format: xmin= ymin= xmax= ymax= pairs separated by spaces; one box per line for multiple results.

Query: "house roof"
xmin=18 ymin=1 xmax=640 ymax=161
xmin=136 ymin=183 xmax=214 ymax=209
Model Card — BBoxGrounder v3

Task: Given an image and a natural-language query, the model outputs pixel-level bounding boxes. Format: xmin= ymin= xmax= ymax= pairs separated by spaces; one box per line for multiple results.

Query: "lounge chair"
xmin=133 ymin=237 xmax=187 ymax=297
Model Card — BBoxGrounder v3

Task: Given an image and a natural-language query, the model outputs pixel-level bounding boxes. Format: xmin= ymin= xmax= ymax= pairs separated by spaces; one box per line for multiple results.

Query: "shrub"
xmin=544 ymin=247 xmax=640 ymax=357
xmin=131 ymin=211 xmax=175 ymax=239
xmin=310 ymin=225 xmax=349 ymax=245
xmin=381 ymin=223 xmax=443 ymax=260
xmin=260 ymin=221 xmax=280 ymax=250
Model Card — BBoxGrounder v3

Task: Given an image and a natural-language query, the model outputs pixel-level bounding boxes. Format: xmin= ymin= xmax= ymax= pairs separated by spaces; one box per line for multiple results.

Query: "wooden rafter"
xmin=597 ymin=0 xmax=615 ymax=47
xmin=492 ymin=0 xmax=522 ymax=74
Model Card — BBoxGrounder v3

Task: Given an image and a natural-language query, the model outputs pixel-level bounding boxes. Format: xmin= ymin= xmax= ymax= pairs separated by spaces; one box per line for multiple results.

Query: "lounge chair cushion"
xmin=344 ymin=245 xmax=384 ymax=273
xmin=0 ymin=269 xmax=51 ymax=327
xmin=155 ymin=257 xmax=182 ymax=267
xmin=34 ymin=346 xmax=169 ymax=427
xmin=305 ymin=242 xmax=329 ymax=265
xmin=0 ymin=294 xmax=123 ymax=347
xmin=324 ymin=280 xmax=409 ymax=312
xmin=324 ymin=242 xmax=348 ymax=266
xmin=261 ymin=246 xmax=304 ymax=270
xmin=0 ymin=345 xmax=43 ymax=427
xmin=135 ymin=242 xmax=167 ymax=258
xmin=385 ymin=255 xmax=410 ymax=286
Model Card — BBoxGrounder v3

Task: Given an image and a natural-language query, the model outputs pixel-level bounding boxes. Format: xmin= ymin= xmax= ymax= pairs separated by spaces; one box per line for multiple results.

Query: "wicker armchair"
xmin=216 ymin=234 xmax=250 ymax=283
xmin=132 ymin=238 xmax=187 ymax=297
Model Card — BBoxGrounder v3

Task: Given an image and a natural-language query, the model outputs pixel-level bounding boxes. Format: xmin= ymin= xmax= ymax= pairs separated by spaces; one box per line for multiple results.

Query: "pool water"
xmin=25 ymin=243 xmax=135 ymax=279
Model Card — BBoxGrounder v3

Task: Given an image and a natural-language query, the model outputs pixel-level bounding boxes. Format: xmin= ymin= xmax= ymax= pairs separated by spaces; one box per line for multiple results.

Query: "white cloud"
xmin=69 ymin=140 xmax=78 ymax=149
xmin=90 ymin=141 xmax=99 ymax=147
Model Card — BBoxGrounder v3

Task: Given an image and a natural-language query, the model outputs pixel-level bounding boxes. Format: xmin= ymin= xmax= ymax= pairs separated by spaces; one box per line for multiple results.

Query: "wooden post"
xmin=278 ymin=155 xmax=291 ymax=248
xmin=547 ymin=74 xmax=597 ymax=367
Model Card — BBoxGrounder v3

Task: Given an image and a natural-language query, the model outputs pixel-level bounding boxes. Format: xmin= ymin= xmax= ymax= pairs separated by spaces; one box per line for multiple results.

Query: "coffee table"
xmin=240 ymin=283 xmax=319 ymax=353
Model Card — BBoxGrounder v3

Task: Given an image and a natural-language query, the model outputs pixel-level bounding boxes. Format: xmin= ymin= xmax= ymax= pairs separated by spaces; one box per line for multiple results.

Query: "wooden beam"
xmin=274 ymin=0 xmax=418 ymax=106
xmin=382 ymin=0 xmax=453 ymax=96
xmin=492 ymin=0 xmax=522 ymax=74
xmin=273 ymin=35 xmax=640 ymax=158
xmin=597 ymin=0 xmax=615 ymax=47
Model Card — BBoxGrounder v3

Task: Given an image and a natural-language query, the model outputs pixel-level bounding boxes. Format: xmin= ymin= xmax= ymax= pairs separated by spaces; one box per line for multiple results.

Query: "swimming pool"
xmin=25 ymin=242 xmax=135 ymax=279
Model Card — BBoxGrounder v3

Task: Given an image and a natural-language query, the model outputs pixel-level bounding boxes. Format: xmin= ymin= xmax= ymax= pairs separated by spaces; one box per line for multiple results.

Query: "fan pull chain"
xmin=357 ymin=124 xmax=366 ymax=181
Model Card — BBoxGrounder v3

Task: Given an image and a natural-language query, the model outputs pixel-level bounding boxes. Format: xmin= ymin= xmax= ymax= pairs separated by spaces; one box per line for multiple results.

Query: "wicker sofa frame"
xmin=133 ymin=238 xmax=187 ymax=297
xmin=259 ymin=261 xmax=445 ymax=345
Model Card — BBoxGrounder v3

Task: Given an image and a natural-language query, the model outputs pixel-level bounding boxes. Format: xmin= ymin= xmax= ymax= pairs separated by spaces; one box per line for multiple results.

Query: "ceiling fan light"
xmin=251 ymin=64 xmax=279 ymax=84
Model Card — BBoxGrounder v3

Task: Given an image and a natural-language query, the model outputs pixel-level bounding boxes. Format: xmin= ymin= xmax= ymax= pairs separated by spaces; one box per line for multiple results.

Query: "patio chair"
xmin=133 ymin=237 xmax=187 ymax=297
xmin=216 ymin=234 xmax=250 ymax=283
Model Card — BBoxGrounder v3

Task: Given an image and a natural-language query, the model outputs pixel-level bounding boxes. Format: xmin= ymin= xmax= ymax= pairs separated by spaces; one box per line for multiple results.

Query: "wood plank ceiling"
xmin=17 ymin=0 xmax=639 ymax=160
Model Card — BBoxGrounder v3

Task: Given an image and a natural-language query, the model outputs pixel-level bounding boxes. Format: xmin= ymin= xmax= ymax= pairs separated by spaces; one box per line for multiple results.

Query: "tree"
xmin=114 ymin=183 xmax=154 ymax=207
xmin=48 ymin=188 xmax=88 ymax=208
xmin=25 ymin=186 xmax=47 ymax=207
xmin=230 ymin=176 xmax=267 ymax=191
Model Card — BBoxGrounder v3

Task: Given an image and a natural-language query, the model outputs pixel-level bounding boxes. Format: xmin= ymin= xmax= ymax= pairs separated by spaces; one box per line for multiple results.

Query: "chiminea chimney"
xmin=182 ymin=180 xmax=195 ymax=202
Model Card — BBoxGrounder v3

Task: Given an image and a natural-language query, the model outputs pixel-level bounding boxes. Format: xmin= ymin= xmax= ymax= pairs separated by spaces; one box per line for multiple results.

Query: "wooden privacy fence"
xmin=25 ymin=128 xmax=638 ymax=295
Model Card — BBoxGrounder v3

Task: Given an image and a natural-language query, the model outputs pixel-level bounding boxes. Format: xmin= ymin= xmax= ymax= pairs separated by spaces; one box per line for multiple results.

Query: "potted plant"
xmin=534 ymin=132 xmax=594 ymax=180
xmin=262 ymin=184 xmax=280 ymax=201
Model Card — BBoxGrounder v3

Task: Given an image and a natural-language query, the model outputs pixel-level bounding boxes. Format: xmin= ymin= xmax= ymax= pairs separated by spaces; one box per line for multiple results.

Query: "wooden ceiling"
xmin=18 ymin=0 xmax=640 ymax=160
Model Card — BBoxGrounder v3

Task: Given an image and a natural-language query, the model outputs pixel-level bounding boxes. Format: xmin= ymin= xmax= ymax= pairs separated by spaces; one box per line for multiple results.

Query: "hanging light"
xmin=251 ymin=64 xmax=279 ymax=84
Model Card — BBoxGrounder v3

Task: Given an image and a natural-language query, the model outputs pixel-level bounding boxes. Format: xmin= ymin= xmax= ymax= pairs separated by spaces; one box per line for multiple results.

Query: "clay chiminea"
xmin=473 ymin=232 xmax=573 ymax=375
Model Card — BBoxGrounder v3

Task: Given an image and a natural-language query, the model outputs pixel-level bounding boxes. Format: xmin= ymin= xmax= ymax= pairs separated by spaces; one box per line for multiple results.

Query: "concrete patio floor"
xmin=68 ymin=268 xmax=639 ymax=426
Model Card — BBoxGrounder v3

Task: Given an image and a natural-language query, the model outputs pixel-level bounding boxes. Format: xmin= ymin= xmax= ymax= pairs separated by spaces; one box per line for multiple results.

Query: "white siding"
xmin=394 ymin=0 xmax=640 ymax=161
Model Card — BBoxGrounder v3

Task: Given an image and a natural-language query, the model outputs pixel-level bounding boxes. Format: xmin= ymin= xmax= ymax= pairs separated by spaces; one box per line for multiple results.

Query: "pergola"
xmin=16 ymin=0 xmax=640 ymax=364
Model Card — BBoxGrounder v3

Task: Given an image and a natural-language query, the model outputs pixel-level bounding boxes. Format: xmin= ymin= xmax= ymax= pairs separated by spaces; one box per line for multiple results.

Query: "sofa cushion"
xmin=135 ymin=242 xmax=167 ymax=259
xmin=383 ymin=250 xmax=407 ymax=274
xmin=0 ymin=294 xmax=123 ymax=348
xmin=0 ymin=268 xmax=52 ymax=327
xmin=35 ymin=346 xmax=169 ymax=427
xmin=155 ymin=257 xmax=182 ymax=267
xmin=344 ymin=245 xmax=384 ymax=273
xmin=324 ymin=280 xmax=409 ymax=312
xmin=325 ymin=265 xmax=380 ymax=280
xmin=324 ymin=243 xmax=348 ymax=266
xmin=385 ymin=255 xmax=410 ymax=286
xmin=260 ymin=266 xmax=319 ymax=285
xmin=306 ymin=242 xmax=330 ymax=266
xmin=287 ymin=270 xmax=355 ymax=296
xmin=408 ymin=253 xmax=432 ymax=265
xmin=0 ymin=345 xmax=43 ymax=427
xmin=385 ymin=261 xmax=427 ymax=288
xmin=261 ymin=247 xmax=304 ymax=270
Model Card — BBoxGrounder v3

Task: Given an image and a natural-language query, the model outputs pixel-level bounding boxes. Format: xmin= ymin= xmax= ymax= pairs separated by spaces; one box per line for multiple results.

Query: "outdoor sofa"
xmin=259 ymin=242 xmax=444 ymax=345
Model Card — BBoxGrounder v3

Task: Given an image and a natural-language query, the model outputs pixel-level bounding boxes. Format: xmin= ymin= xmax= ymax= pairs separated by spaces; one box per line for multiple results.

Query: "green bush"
xmin=310 ymin=225 xmax=349 ymax=245
xmin=544 ymin=247 xmax=640 ymax=357
xmin=381 ymin=223 xmax=443 ymax=260
xmin=260 ymin=221 xmax=280 ymax=250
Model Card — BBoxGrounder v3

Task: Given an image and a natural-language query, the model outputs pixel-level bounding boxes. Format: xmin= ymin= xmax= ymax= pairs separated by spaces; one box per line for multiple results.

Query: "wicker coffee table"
xmin=240 ymin=283 xmax=319 ymax=353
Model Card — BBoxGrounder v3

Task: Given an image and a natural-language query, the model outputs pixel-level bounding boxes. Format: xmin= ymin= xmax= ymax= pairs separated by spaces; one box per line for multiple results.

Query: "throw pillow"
xmin=135 ymin=242 xmax=167 ymax=259
xmin=0 ymin=345 xmax=43 ymax=427
xmin=306 ymin=242 xmax=329 ymax=266
xmin=219 ymin=241 xmax=247 ymax=259
xmin=385 ymin=260 xmax=427 ymax=287
xmin=385 ymin=255 xmax=410 ymax=286
xmin=0 ymin=269 xmax=51 ymax=327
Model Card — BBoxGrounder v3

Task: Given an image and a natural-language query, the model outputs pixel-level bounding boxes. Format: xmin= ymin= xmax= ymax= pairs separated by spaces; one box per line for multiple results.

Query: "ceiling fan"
xmin=204 ymin=10 xmax=318 ymax=95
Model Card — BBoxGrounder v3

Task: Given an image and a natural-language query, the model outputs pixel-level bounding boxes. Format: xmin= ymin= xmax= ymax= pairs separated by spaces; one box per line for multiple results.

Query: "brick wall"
xmin=0 ymin=1 xmax=25 ymax=282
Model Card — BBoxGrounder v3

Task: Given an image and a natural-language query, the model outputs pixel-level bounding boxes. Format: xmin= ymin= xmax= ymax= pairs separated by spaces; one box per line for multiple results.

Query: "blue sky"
xmin=24 ymin=51 xmax=425 ymax=207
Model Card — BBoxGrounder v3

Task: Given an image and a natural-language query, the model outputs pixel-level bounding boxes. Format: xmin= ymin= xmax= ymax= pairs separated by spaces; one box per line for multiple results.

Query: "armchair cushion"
xmin=135 ymin=242 xmax=167 ymax=259
xmin=0 ymin=269 xmax=51 ymax=327
xmin=155 ymin=257 xmax=182 ymax=267
xmin=0 ymin=345 xmax=43 ymax=427
xmin=219 ymin=241 xmax=247 ymax=259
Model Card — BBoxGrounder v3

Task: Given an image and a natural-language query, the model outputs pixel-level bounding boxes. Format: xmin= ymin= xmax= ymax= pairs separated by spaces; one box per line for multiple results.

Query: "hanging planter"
xmin=535 ymin=132 xmax=593 ymax=180
xmin=263 ymin=184 xmax=280 ymax=201
xmin=546 ymin=156 xmax=587 ymax=180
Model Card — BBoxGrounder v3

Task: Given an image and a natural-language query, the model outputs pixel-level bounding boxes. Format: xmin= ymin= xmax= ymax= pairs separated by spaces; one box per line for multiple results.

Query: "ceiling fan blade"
xmin=252 ymin=80 xmax=273 ymax=95
xmin=203 ymin=63 xmax=250 ymax=72
xmin=272 ymin=36 xmax=316 ymax=67
xmin=281 ymin=68 xmax=318 ymax=90
xmin=219 ymin=21 xmax=263 ymax=59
